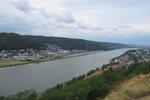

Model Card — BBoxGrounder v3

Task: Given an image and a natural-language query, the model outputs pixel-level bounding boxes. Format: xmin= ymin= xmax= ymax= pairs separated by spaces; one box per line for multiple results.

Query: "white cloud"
xmin=11 ymin=0 xmax=34 ymax=13
xmin=40 ymin=9 xmax=75 ymax=23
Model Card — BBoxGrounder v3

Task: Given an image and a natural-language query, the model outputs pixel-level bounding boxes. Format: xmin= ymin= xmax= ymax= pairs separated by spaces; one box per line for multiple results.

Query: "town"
xmin=0 ymin=44 xmax=86 ymax=63
xmin=85 ymin=48 xmax=150 ymax=79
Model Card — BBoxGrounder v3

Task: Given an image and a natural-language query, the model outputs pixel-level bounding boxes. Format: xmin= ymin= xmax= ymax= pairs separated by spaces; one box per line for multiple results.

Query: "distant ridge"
xmin=0 ymin=32 xmax=127 ymax=50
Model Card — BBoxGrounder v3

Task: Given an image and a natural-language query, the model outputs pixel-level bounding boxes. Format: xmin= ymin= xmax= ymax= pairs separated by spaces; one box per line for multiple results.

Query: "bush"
xmin=4 ymin=89 xmax=38 ymax=100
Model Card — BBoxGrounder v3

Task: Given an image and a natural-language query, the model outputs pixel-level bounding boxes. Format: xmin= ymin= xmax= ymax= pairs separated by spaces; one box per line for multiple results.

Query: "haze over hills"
xmin=0 ymin=32 xmax=128 ymax=51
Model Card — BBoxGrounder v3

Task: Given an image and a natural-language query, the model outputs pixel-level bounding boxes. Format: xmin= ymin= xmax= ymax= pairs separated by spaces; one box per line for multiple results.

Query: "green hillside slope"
xmin=0 ymin=32 xmax=127 ymax=50
xmin=0 ymin=32 xmax=40 ymax=50
xmin=24 ymin=35 xmax=127 ymax=50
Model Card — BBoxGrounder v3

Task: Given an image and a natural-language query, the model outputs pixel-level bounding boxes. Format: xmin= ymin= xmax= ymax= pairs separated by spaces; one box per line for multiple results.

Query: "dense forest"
xmin=0 ymin=62 xmax=150 ymax=100
xmin=0 ymin=32 xmax=41 ymax=50
xmin=0 ymin=32 xmax=127 ymax=50
xmin=24 ymin=35 xmax=127 ymax=50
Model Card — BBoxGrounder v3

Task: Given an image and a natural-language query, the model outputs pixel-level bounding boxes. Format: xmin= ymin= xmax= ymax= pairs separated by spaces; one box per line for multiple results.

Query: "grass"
xmin=0 ymin=56 xmax=62 ymax=68
xmin=0 ymin=61 xmax=28 ymax=68
xmin=102 ymin=74 xmax=150 ymax=100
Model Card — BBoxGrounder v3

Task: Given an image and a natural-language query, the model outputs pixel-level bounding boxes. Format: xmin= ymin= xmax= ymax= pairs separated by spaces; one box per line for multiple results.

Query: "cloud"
xmin=77 ymin=20 xmax=104 ymax=31
xmin=11 ymin=0 xmax=34 ymax=13
xmin=40 ymin=9 xmax=75 ymax=23
xmin=56 ymin=11 xmax=75 ymax=23
xmin=0 ymin=15 xmax=34 ymax=34
xmin=61 ymin=0 xmax=150 ymax=8
xmin=119 ymin=25 xmax=131 ymax=29
xmin=111 ymin=28 xmax=118 ymax=31
xmin=40 ymin=9 xmax=53 ymax=18
xmin=77 ymin=20 xmax=88 ymax=29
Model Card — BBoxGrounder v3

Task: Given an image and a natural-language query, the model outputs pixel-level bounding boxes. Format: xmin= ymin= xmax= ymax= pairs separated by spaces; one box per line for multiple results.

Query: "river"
xmin=0 ymin=48 xmax=131 ymax=96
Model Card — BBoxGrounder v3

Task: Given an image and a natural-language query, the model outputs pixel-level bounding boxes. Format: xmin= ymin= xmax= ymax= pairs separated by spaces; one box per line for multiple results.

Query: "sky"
xmin=0 ymin=0 xmax=150 ymax=45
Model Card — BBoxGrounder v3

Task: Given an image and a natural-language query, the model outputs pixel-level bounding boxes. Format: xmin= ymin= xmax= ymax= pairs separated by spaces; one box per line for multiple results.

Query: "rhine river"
xmin=0 ymin=48 xmax=131 ymax=96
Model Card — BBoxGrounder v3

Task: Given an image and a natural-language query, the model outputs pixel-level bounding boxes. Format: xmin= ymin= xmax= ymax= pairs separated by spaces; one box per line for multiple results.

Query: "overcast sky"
xmin=0 ymin=0 xmax=150 ymax=45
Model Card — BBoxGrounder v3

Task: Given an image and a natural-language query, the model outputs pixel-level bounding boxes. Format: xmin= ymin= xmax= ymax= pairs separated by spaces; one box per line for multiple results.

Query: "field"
xmin=0 ymin=56 xmax=62 ymax=68
xmin=0 ymin=61 xmax=28 ymax=68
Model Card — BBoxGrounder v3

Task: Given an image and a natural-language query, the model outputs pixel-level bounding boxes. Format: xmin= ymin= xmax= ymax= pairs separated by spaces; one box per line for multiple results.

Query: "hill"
xmin=24 ymin=35 xmax=127 ymax=50
xmin=0 ymin=32 xmax=128 ymax=50
xmin=102 ymin=74 xmax=150 ymax=100
xmin=0 ymin=32 xmax=40 ymax=50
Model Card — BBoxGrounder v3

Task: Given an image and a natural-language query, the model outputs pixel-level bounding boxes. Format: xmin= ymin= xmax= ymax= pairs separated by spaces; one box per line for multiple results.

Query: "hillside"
xmin=37 ymin=62 xmax=150 ymax=100
xmin=0 ymin=32 xmax=40 ymax=50
xmin=102 ymin=74 xmax=150 ymax=100
xmin=24 ymin=35 xmax=127 ymax=50
xmin=0 ymin=32 xmax=127 ymax=50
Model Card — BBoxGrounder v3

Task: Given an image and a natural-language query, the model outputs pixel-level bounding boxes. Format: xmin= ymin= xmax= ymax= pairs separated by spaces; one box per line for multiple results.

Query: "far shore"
xmin=0 ymin=50 xmax=103 ymax=70
xmin=0 ymin=63 xmax=34 ymax=70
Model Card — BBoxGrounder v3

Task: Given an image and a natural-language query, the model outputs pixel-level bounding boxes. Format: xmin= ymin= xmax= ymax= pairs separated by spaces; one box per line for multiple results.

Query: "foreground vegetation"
xmin=1 ymin=62 xmax=150 ymax=100
xmin=103 ymin=74 xmax=150 ymax=100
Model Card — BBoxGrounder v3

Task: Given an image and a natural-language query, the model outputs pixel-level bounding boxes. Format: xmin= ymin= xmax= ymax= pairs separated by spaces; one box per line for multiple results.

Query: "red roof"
xmin=84 ymin=68 xmax=111 ymax=80
xmin=85 ymin=76 xmax=91 ymax=79
xmin=92 ymin=71 xmax=103 ymax=76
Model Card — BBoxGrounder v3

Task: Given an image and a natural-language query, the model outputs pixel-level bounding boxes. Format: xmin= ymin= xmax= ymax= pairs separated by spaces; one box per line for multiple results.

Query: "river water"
xmin=0 ymin=48 xmax=131 ymax=96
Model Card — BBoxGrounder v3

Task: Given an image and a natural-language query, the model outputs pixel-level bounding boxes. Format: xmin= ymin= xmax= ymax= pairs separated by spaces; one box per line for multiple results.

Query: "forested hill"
xmin=24 ymin=35 xmax=127 ymax=50
xmin=0 ymin=32 xmax=127 ymax=50
xmin=0 ymin=32 xmax=41 ymax=50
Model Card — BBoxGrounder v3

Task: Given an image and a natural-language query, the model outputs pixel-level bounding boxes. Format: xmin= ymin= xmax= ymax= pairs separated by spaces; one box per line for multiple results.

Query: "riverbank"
xmin=0 ymin=50 xmax=102 ymax=70
xmin=0 ymin=57 xmax=60 ymax=69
